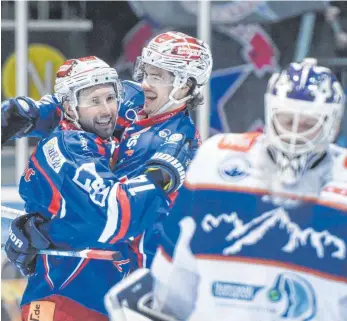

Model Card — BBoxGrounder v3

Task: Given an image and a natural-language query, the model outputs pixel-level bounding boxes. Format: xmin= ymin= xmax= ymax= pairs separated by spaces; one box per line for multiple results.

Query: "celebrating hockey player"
xmin=2 ymin=31 xmax=213 ymax=268
xmin=3 ymin=32 xmax=213 ymax=321
xmin=105 ymin=58 xmax=347 ymax=321
xmin=4 ymin=56 xmax=191 ymax=321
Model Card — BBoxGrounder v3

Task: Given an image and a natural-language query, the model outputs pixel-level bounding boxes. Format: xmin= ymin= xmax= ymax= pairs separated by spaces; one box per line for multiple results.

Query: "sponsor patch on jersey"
xmin=212 ymin=281 xmax=263 ymax=301
xmin=169 ymin=133 xmax=183 ymax=142
xmin=159 ymin=129 xmax=171 ymax=138
xmin=43 ymin=137 xmax=66 ymax=173
xmin=211 ymin=273 xmax=317 ymax=320
xmin=267 ymin=273 xmax=317 ymax=320
xmin=28 ymin=300 xmax=55 ymax=321
xmin=218 ymin=156 xmax=250 ymax=181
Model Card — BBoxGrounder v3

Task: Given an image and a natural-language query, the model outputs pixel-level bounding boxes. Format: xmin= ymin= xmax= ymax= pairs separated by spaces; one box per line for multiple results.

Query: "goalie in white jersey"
xmin=105 ymin=58 xmax=347 ymax=321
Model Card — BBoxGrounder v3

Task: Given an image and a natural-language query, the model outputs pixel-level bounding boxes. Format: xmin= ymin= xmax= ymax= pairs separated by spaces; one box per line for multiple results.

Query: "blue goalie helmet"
xmin=264 ymin=58 xmax=345 ymax=184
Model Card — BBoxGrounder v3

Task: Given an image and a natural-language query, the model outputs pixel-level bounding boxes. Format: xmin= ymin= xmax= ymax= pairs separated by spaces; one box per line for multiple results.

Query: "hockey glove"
xmin=1 ymin=97 xmax=40 ymax=144
xmin=144 ymin=133 xmax=193 ymax=194
xmin=5 ymin=213 xmax=51 ymax=276
xmin=105 ymin=269 xmax=157 ymax=321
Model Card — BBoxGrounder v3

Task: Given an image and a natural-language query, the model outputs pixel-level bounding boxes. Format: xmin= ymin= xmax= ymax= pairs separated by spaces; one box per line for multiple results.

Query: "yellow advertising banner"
xmin=2 ymin=44 xmax=66 ymax=100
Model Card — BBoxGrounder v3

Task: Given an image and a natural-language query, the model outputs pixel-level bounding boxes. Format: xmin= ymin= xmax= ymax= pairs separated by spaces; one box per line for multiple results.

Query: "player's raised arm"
xmin=1 ymin=94 xmax=63 ymax=144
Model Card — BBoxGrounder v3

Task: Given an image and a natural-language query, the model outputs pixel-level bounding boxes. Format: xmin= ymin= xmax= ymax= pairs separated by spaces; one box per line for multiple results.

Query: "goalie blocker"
xmin=105 ymin=269 xmax=176 ymax=321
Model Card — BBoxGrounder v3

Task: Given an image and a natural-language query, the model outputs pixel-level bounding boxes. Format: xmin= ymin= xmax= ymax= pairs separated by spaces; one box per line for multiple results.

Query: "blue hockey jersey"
xmin=19 ymin=120 xmax=170 ymax=315
xmin=12 ymin=80 xmax=201 ymax=269
xmin=6 ymin=80 xmax=200 ymax=314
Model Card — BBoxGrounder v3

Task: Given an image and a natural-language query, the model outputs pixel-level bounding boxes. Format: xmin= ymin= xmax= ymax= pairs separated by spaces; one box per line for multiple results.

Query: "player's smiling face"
xmin=77 ymin=84 xmax=118 ymax=139
xmin=141 ymin=65 xmax=174 ymax=116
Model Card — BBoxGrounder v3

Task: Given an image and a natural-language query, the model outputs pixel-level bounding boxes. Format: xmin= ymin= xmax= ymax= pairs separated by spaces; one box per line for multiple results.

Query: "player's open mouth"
xmin=96 ymin=117 xmax=112 ymax=126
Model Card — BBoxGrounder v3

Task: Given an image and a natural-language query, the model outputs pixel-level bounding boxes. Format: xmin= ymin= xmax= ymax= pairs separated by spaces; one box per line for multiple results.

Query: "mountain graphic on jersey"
xmin=201 ymin=207 xmax=346 ymax=260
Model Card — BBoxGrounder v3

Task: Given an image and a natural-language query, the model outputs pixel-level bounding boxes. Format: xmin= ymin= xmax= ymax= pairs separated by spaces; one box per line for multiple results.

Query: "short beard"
xmin=80 ymin=119 xmax=115 ymax=140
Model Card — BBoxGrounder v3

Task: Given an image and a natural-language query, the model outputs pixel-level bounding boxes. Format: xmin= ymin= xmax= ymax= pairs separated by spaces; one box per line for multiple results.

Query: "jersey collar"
xmin=60 ymin=119 xmax=79 ymax=131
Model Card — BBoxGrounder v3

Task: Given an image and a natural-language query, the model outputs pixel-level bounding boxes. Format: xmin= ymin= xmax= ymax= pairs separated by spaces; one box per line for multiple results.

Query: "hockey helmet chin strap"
xmin=62 ymin=96 xmax=83 ymax=130
xmin=151 ymin=88 xmax=193 ymax=116
xmin=151 ymin=76 xmax=200 ymax=116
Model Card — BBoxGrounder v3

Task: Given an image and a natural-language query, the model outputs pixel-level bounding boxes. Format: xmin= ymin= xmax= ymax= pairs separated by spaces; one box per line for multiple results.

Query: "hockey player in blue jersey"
xmin=105 ymin=58 xmax=347 ymax=321
xmin=3 ymin=56 xmax=193 ymax=321
xmin=2 ymin=31 xmax=213 ymax=269
xmin=3 ymin=32 xmax=213 ymax=321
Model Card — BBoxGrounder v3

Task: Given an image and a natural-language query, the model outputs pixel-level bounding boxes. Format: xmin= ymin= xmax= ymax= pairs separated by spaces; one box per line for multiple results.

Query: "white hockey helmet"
xmin=133 ymin=31 xmax=213 ymax=112
xmin=265 ymin=58 xmax=345 ymax=184
xmin=54 ymin=56 xmax=123 ymax=124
